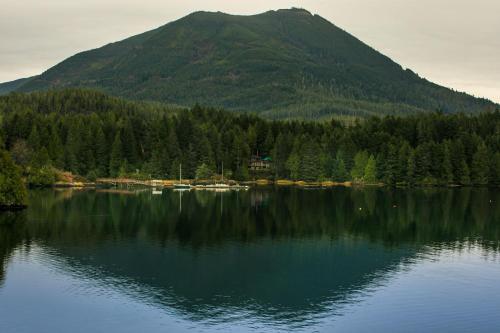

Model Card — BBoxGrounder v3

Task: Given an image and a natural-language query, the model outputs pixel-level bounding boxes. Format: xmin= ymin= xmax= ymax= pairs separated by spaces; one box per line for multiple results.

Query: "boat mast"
xmin=179 ymin=163 xmax=182 ymax=184
xmin=222 ymin=162 xmax=224 ymax=183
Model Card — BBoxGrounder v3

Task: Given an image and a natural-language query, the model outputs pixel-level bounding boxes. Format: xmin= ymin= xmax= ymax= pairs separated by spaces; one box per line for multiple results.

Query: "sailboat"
xmin=205 ymin=162 xmax=230 ymax=189
xmin=174 ymin=164 xmax=192 ymax=189
xmin=193 ymin=162 xmax=249 ymax=191
xmin=215 ymin=162 xmax=230 ymax=188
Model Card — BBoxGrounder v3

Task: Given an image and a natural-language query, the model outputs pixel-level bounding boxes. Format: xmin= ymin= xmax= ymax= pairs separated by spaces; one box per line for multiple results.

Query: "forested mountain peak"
xmin=3 ymin=8 xmax=498 ymax=120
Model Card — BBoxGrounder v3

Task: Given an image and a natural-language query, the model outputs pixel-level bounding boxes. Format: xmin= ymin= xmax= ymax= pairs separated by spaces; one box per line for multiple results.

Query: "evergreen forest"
xmin=0 ymin=89 xmax=499 ymax=188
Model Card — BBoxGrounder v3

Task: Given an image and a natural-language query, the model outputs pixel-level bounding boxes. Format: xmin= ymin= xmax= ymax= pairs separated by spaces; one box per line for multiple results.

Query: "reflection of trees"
xmin=7 ymin=187 xmax=498 ymax=251
xmin=0 ymin=212 xmax=27 ymax=286
xmin=0 ymin=187 xmax=498 ymax=323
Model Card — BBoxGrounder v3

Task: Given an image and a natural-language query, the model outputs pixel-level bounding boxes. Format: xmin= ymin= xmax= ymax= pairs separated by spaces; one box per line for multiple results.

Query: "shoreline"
xmin=48 ymin=178 xmax=496 ymax=189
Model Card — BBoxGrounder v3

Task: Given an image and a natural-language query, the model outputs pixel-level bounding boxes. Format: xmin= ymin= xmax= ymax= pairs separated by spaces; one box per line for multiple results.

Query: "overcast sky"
xmin=1 ymin=0 xmax=499 ymax=102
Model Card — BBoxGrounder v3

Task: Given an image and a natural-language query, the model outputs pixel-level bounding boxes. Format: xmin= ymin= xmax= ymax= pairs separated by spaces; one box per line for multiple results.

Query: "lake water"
xmin=0 ymin=187 xmax=499 ymax=332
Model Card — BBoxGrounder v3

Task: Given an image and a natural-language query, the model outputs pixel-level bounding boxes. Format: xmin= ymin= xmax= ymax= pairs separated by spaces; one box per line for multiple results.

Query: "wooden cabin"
xmin=249 ymin=155 xmax=272 ymax=171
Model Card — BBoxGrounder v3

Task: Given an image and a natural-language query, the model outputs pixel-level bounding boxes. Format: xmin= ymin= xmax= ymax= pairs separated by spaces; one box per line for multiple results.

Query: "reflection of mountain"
xmin=0 ymin=188 xmax=498 ymax=323
xmin=54 ymin=238 xmax=415 ymax=324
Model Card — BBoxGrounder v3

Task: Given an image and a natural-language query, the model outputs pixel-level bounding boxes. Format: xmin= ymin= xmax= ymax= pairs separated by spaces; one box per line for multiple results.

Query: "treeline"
xmin=0 ymin=149 xmax=26 ymax=208
xmin=0 ymin=89 xmax=499 ymax=186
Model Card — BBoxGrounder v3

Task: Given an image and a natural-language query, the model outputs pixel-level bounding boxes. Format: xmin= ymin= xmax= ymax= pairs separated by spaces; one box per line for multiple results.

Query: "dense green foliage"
xmin=0 ymin=149 xmax=27 ymax=208
xmin=0 ymin=89 xmax=498 ymax=186
xmin=8 ymin=8 xmax=497 ymax=120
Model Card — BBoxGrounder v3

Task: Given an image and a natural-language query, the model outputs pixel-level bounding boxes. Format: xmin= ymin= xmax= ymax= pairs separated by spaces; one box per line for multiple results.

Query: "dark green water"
xmin=0 ymin=187 xmax=499 ymax=332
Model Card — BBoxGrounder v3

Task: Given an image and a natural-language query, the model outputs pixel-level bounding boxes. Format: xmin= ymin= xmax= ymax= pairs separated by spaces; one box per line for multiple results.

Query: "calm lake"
xmin=0 ymin=187 xmax=499 ymax=332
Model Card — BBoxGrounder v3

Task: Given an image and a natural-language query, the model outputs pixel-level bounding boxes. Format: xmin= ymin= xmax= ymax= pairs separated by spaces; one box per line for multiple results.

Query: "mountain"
xmin=10 ymin=8 xmax=498 ymax=119
xmin=0 ymin=77 xmax=34 ymax=95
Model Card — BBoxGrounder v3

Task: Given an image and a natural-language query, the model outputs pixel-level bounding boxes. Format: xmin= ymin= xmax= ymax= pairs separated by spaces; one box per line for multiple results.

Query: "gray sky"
xmin=1 ymin=0 xmax=499 ymax=103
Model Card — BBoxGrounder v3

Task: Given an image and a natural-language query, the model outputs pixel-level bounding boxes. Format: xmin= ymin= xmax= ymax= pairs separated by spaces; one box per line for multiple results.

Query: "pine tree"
xmin=148 ymin=145 xmax=168 ymax=178
xmin=166 ymin=128 xmax=181 ymax=177
xmin=78 ymin=126 xmax=94 ymax=176
xmin=450 ymin=140 xmax=466 ymax=184
xmin=263 ymin=128 xmax=274 ymax=156
xmin=170 ymin=159 xmax=181 ymax=181
xmin=64 ymin=122 xmax=81 ymax=174
xmin=417 ymin=119 xmax=434 ymax=143
xmin=426 ymin=141 xmax=440 ymax=179
xmin=254 ymin=122 xmax=268 ymax=154
xmin=319 ymin=152 xmax=331 ymax=180
xmin=414 ymin=144 xmax=431 ymax=182
xmin=339 ymin=137 xmax=356 ymax=172
xmin=458 ymin=159 xmax=471 ymax=185
xmin=286 ymin=138 xmax=302 ymax=180
xmin=0 ymin=149 xmax=27 ymax=208
xmin=121 ymin=119 xmax=139 ymax=170
xmin=332 ymin=152 xmax=348 ymax=182
xmin=407 ymin=150 xmax=416 ymax=186
xmin=231 ymin=132 xmax=250 ymax=181
xmin=31 ymin=147 xmax=51 ymax=169
xmin=286 ymin=152 xmax=300 ymax=180
xmin=272 ymin=133 xmax=290 ymax=179
xmin=442 ymin=142 xmax=454 ymax=185
xmin=375 ymin=152 xmax=386 ymax=182
xmin=471 ymin=142 xmax=489 ymax=185
xmin=301 ymin=139 xmax=321 ymax=181
xmin=27 ymin=147 xmax=56 ymax=187
xmin=109 ymin=132 xmax=124 ymax=177
xmin=196 ymin=133 xmax=215 ymax=172
xmin=351 ymin=151 xmax=369 ymax=181
xmin=364 ymin=155 xmax=377 ymax=183
xmin=94 ymin=126 xmax=108 ymax=177
xmin=48 ymin=124 xmax=64 ymax=168
xmin=398 ymin=142 xmax=411 ymax=183
xmin=27 ymin=125 xmax=41 ymax=151
xmin=384 ymin=144 xmax=399 ymax=185
xmin=182 ymin=144 xmax=198 ymax=179
xmin=246 ymin=125 xmax=257 ymax=153
xmin=195 ymin=163 xmax=213 ymax=179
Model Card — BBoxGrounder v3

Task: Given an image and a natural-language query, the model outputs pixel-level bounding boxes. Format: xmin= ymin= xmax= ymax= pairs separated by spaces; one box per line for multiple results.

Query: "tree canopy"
xmin=1 ymin=89 xmax=498 ymax=187
xmin=0 ymin=149 xmax=27 ymax=208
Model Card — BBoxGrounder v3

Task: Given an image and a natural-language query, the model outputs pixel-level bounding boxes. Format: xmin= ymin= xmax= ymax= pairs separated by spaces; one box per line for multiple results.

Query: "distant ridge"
xmin=0 ymin=77 xmax=34 ymax=95
xmin=6 ymin=8 xmax=498 ymax=119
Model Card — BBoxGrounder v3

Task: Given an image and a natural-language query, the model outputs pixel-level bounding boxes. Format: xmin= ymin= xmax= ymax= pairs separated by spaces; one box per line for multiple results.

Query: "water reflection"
xmin=0 ymin=187 xmax=499 ymax=331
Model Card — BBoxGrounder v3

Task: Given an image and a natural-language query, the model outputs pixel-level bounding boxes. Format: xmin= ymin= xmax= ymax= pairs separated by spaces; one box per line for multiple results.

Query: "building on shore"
xmin=249 ymin=155 xmax=272 ymax=171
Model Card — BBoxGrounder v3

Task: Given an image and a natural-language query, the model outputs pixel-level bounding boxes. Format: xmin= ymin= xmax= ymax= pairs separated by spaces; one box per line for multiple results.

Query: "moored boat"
xmin=173 ymin=164 xmax=192 ymax=189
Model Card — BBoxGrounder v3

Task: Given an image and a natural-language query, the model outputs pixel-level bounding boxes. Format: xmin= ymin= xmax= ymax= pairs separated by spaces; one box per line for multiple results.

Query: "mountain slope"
xmin=0 ymin=77 xmax=35 ymax=95
xmin=15 ymin=8 xmax=497 ymax=119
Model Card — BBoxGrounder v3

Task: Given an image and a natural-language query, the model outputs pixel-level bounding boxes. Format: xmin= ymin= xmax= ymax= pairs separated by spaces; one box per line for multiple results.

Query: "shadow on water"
xmin=0 ymin=187 xmax=499 ymax=326
xmin=0 ymin=211 xmax=28 ymax=287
